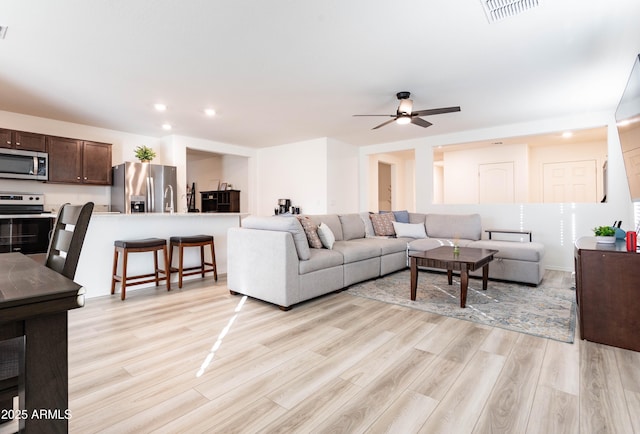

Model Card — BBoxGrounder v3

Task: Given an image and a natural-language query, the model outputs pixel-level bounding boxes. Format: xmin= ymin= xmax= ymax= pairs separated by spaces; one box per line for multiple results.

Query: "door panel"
xmin=479 ymin=162 xmax=514 ymax=203
xmin=543 ymin=160 xmax=597 ymax=203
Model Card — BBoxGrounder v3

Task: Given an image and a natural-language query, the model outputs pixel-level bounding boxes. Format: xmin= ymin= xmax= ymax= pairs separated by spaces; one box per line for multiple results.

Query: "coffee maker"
xmin=277 ymin=199 xmax=290 ymax=214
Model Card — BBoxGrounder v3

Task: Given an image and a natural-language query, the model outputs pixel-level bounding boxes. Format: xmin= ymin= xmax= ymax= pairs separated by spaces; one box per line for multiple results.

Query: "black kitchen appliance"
xmin=0 ymin=193 xmax=53 ymax=254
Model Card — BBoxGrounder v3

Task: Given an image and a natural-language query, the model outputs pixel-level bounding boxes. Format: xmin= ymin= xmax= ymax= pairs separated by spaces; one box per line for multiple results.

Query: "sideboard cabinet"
xmin=200 ymin=190 xmax=240 ymax=213
xmin=574 ymin=236 xmax=640 ymax=351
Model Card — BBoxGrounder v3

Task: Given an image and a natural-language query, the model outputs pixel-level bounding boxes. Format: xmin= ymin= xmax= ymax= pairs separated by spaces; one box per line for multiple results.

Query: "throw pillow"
xmin=297 ymin=216 xmax=323 ymax=249
xmin=392 ymin=210 xmax=410 ymax=223
xmin=370 ymin=212 xmax=396 ymax=236
xmin=392 ymin=221 xmax=427 ymax=239
xmin=359 ymin=212 xmax=376 ymax=237
xmin=317 ymin=222 xmax=336 ymax=249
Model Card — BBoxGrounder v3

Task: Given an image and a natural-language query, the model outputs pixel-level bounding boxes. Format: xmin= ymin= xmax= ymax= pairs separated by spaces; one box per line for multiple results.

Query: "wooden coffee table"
xmin=409 ymin=246 xmax=498 ymax=308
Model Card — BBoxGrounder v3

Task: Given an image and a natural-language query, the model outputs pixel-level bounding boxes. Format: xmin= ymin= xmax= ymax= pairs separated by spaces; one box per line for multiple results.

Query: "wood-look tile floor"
xmin=66 ymin=271 xmax=640 ymax=433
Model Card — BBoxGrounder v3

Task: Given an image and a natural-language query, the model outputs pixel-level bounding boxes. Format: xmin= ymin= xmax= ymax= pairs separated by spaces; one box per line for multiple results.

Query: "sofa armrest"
xmin=227 ymin=227 xmax=300 ymax=308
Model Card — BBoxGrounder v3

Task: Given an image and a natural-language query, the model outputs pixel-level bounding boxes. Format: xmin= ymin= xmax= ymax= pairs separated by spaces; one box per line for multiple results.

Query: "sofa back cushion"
xmin=242 ymin=216 xmax=311 ymax=260
xmin=425 ymin=213 xmax=482 ymax=241
xmin=339 ymin=214 xmax=366 ymax=240
xmin=305 ymin=214 xmax=344 ymax=241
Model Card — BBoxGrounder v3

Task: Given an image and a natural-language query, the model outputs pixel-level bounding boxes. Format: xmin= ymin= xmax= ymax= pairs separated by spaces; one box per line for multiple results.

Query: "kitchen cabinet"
xmin=47 ymin=136 xmax=112 ymax=185
xmin=200 ymin=190 xmax=240 ymax=213
xmin=574 ymin=236 xmax=640 ymax=352
xmin=0 ymin=128 xmax=46 ymax=152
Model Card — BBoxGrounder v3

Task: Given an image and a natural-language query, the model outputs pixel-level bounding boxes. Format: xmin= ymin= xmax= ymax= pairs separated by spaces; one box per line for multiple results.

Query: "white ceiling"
xmin=1 ymin=1 xmax=639 ymax=148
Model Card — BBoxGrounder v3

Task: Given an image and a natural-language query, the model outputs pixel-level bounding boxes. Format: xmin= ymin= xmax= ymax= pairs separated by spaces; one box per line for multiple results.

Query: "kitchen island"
xmin=74 ymin=212 xmax=246 ymax=298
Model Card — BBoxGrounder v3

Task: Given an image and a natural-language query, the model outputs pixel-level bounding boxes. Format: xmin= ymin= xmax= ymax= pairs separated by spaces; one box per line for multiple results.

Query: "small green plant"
xmin=134 ymin=145 xmax=156 ymax=162
xmin=593 ymin=226 xmax=616 ymax=236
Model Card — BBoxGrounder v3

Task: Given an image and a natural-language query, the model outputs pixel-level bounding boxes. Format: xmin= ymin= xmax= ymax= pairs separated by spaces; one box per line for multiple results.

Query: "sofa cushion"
xmin=360 ymin=237 xmax=410 ymax=255
xmin=469 ymin=240 xmax=545 ymax=262
xmin=359 ymin=212 xmax=376 ymax=237
xmin=299 ymin=248 xmax=344 ymax=274
xmin=297 ymin=216 xmax=323 ymax=249
xmin=242 ymin=215 xmax=311 ymax=260
xmin=306 ymin=214 xmax=344 ymax=241
xmin=317 ymin=222 xmax=336 ymax=249
xmin=409 ymin=213 xmax=427 ymax=224
xmin=425 ymin=213 xmax=482 ymax=241
xmin=339 ymin=214 xmax=366 ymax=240
xmin=370 ymin=212 xmax=396 ymax=236
xmin=332 ymin=240 xmax=381 ymax=263
xmin=392 ymin=221 xmax=427 ymax=239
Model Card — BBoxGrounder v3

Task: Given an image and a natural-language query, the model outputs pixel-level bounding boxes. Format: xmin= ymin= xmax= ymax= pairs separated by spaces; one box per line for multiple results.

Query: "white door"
xmin=543 ymin=160 xmax=597 ymax=203
xmin=479 ymin=162 xmax=514 ymax=203
xmin=623 ymin=147 xmax=640 ymax=200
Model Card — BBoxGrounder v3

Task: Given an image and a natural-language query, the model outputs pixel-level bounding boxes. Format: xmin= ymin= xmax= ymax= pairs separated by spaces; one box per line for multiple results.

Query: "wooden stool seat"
xmin=169 ymin=235 xmax=217 ymax=288
xmin=111 ymin=237 xmax=170 ymax=300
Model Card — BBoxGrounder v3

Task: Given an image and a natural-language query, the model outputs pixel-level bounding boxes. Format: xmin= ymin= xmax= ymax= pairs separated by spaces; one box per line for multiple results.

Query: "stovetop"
xmin=0 ymin=192 xmax=45 ymax=214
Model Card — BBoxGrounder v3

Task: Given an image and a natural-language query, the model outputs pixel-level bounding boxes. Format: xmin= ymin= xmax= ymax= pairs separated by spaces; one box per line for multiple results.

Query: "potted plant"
xmin=134 ymin=145 xmax=156 ymax=163
xmin=593 ymin=225 xmax=616 ymax=243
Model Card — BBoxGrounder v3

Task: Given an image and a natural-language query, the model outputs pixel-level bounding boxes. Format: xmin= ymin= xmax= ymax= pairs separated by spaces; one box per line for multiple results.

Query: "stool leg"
xmin=178 ymin=244 xmax=185 ymax=289
xmin=111 ymin=247 xmax=119 ymax=295
xmin=211 ymin=240 xmax=217 ymax=281
xmin=153 ymin=249 xmax=160 ymax=287
xmin=121 ymin=250 xmax=129 ymax=300
xmin=163 ymin=245 xmax=171 ymax=291
xmin=200 ymin=245 xmax=205 ymax=278
xmin=169 ymin=241 xmax=174 ymax=274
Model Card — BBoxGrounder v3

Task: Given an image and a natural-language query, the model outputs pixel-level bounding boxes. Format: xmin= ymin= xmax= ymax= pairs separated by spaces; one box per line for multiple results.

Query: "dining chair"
xmin=0 ymin=201 xmax=94 ymax=425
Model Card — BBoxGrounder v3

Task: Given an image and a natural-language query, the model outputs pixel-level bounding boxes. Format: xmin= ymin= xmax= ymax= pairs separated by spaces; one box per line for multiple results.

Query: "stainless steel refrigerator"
xmin=111 ymin=162 xmax=177 ymax=213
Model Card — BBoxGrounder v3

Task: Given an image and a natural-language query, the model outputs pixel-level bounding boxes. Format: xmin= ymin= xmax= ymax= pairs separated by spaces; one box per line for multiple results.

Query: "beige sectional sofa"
xmin=227 ymin=212 xmax=545 ymax=309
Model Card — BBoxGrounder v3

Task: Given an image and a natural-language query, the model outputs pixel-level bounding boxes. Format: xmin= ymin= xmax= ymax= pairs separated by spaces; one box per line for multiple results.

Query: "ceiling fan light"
xmin=398 ymin=98 xmax=413 ymax=115
xmin=396 ymin=116 xmax=411 ymax=125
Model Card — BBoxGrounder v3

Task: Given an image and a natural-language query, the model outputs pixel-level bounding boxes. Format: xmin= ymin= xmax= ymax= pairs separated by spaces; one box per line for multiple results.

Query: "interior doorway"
xmin=378 ymin=162 xmax=392 ymax=211
xmin=542 ymin=160 xmax=597 ymax=203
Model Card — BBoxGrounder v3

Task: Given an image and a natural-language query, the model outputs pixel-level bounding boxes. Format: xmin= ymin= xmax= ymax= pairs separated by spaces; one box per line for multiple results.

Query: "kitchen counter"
xmin=75 ymin=212 xmax=248 ymax=298
xmin=0 ymin=213 xmax=55 ymax=218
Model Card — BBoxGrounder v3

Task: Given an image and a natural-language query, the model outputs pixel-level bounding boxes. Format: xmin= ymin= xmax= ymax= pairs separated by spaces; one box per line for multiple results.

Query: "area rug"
xmin=346 ymin=270 xmax=576 ymax=343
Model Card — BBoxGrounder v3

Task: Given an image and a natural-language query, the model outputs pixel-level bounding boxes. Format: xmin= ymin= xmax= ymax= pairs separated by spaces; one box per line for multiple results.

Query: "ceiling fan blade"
xmin=410 ymin=117 xmax=433 ymax=128
xmin=372 ymin=118 xmax=398 ymax=130
xmin=411 ymin=106 xmax=461 ymax=117
xmin=353 ymin=114 xmax=395 ymax=117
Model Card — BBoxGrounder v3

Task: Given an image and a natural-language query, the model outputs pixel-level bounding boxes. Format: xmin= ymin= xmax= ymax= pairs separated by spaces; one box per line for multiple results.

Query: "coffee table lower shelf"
xmin=409 ymin=246 xmax=498 ymax=308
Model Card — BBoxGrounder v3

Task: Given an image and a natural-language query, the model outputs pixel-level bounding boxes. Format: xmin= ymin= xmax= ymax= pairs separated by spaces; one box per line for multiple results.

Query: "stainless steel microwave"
xmin=0 ymin=148 xmax=48 ymax=181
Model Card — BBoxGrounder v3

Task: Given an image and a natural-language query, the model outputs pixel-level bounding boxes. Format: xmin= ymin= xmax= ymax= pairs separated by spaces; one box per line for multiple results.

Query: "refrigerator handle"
xmin=148 ymin=176 xmax=154 ymax=212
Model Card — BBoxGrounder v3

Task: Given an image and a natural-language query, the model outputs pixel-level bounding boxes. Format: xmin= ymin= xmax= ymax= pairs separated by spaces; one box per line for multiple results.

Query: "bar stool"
xmin=169 ymin=235 xmax=217 ymax=288
xmin=111 ymin=238 xmax=170 ymax=300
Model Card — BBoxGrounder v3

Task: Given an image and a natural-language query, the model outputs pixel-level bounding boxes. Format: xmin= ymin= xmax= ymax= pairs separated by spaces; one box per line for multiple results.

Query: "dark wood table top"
xmin=409 ymin=246 xmax=498 ymax=268
xmin=0 ymin=252 xmax=85 ymax=325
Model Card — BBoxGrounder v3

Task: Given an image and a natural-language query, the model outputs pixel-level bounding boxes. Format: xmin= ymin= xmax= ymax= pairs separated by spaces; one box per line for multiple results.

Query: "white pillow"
xmin=392 ymin=221 xmax=427 ymax=239
xmin=317 ymin=222 xmax=336 ymax=249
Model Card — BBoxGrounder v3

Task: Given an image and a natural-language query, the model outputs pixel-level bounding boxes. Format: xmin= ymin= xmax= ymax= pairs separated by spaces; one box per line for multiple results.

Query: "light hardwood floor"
xmin=66 ymin=271 xmax=640 ymax=433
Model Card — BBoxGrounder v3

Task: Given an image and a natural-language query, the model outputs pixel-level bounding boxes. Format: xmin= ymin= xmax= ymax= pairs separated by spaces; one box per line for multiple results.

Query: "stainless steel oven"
xmin=0 ymin=148 xmax=48 ymax=181
xmin=0 ymin=217 xmax=53 ymax=254
xmin=0 ymin=193 xmax=53 ymax=254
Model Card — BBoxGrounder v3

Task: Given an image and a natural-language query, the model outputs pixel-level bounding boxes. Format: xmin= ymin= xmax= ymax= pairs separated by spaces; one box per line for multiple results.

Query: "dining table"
xmin=0 ymin=252 xmax=85 ymax=433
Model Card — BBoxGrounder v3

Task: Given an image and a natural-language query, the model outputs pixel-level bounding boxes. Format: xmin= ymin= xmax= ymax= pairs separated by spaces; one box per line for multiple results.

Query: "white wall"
xmin=327 ymin=138 xmax=359 ymax=214
xmin=256 ymin=138 xmax=327 ymax=215
xmin=442 ymin=143 xmax=528 ymax=203
xmin=366 ymin=151 xmax=416 ymax=212
xmin=360 ymin=113 xmax=635 ymax=271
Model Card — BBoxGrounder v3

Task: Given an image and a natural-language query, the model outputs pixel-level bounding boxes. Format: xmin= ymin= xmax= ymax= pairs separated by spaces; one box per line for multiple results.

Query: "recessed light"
xmin=162 ymin=124 xmax=172 ymax=131
xmin=154 ymin=103 xmax=167 ymax=112
xmin=562 ymin=131 xmax=573 ymax=138
xmin=204 ymin=108 xmax=216 ymax=117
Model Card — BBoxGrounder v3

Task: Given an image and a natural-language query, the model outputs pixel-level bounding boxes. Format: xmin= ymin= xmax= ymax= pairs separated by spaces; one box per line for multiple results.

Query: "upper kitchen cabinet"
xmin=47 ymin=136 xmax=112 ymax=185
xmin=0 ymin=128 xmax=46 ymax=152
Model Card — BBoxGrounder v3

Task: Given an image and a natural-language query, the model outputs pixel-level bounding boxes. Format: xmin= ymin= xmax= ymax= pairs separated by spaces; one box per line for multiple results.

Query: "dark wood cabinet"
xmin=574 ymin=236 xmax=640 ymax=352
xmin=0 ymin=128 xmax=46 ymax=152
xmin=201 ymin=190 xmax=240 ymax=213
xmin=47 ymin=137 xmax=112 ymax=185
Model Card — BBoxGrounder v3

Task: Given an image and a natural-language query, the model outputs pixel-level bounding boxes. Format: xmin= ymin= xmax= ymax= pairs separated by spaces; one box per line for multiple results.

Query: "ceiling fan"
xmin=354 ymin=91 xmax=461 ymax=130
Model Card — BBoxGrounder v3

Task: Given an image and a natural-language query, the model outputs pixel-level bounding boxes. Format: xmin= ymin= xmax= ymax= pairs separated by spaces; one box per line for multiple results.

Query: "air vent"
xmin=480 ymin=0 xmax=542 ymax=23
xmin=0 ymin=26 xmax=7 ymax=40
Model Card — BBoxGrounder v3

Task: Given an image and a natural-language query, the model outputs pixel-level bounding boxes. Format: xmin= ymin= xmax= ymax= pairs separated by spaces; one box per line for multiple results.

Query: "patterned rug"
xmin=346 ymin=270 xmax=576 ymax=343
